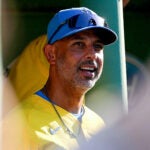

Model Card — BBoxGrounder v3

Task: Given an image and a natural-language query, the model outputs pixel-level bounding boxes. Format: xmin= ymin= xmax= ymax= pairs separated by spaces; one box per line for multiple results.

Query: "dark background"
xmin=2 ymin=0 xmax=150 ymax=67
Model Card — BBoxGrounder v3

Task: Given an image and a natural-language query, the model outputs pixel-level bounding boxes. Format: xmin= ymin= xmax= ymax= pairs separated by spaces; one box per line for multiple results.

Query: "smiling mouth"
xmin=79 ymin=66 xmax=97 ymax=73
xmin=79 ymin=65 xmax=98 ymax=80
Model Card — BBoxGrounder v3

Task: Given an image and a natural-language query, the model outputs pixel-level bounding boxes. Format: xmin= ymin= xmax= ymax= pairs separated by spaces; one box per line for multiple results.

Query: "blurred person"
xmin=78 ymin=71 xmax=150 ymax=150
xmin=1 ymin=76 xmax=26 ymax=149
xmin=5 ymin=34 xmax=49 ymax=100
xmin=126 ymin=54 xmax=150 ymax=110
xmin=122 ymin=0 xmax=150 ymax=110
xmin=2 ymin=7 xmax=117 ymax=150
xmin=1 ymin=76 xmax=18 ymax=117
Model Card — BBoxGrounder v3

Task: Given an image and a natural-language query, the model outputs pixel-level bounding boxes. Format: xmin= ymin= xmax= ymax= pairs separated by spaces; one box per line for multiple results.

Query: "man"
xmin=2 ymin=7 xmax=117 ymax=150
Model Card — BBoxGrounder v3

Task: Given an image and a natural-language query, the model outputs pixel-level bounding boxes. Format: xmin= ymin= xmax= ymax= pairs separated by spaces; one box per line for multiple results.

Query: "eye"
xmin=94 ymin=43 xmax=104 ymax=52
xmin=72 ymin=41 xmax=85 ymax=49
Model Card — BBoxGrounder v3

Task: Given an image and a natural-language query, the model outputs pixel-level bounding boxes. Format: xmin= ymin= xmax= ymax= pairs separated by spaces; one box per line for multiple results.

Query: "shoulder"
xmin=3 ymin=94 xmax=56 ymax=125
xmin=21 ymin=94 xmax=55 ymax=115
xmin=82 ymin=106 xmax=105 ymax=135
xmin=84 ymin=105 xmax=104 ymax=122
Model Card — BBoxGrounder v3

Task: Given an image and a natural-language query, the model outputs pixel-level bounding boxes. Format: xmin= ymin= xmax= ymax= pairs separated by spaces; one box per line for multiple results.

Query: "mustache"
xmin=79 ymin=60 xmax=98 ymax=68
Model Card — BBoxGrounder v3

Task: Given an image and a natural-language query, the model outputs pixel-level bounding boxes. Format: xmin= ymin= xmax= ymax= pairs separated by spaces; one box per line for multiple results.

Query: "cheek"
xmin=65 ymin=52 xmax=82 ymax=67
xmin=97 ymin=52 xmax=104 ymax=66
xmin=57 ymin=55 xmax=76 ymax=72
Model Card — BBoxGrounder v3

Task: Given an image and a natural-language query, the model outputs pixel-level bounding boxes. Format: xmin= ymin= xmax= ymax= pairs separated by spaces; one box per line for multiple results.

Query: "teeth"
xmin=81 ymin=67 xmax=94 ymax=71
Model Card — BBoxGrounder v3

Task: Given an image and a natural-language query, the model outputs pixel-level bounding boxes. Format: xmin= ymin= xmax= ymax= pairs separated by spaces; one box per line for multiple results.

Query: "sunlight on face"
xmin=54 ymin=30 xmax=104 ymax=92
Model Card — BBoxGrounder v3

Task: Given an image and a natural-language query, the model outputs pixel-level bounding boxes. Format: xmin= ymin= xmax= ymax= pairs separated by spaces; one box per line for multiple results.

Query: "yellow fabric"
xmin=8 ymin=34 xmax=49 ymax=100
xmin=2 ymin=94 xmax=105 ymax=150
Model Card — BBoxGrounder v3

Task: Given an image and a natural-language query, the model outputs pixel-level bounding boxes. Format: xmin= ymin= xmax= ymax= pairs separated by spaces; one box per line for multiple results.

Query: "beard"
xmin=56 ymin=57 xmax=103 ymax=92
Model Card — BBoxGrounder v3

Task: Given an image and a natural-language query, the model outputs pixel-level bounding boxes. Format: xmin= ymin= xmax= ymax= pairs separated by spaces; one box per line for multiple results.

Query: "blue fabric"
xmin=35 ymin=90 xmax=50 ymax=102
xmin=47 ymin=7 xmax=117 ymax=45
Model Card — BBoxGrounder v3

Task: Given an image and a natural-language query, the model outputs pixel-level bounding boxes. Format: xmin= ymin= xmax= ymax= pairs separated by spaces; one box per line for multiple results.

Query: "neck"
xmin=43 ymin=79 xmax=85 ymax=114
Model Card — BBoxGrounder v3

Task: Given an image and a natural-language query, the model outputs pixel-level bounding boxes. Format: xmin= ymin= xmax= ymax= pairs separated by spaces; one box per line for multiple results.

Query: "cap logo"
xmin=89 ymin=19 xmax=96 ymax=26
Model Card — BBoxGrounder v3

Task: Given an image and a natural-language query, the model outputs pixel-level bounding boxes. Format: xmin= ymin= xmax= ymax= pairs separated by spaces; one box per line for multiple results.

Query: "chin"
xmin=79 ymin=80 xmax=96 ymax=90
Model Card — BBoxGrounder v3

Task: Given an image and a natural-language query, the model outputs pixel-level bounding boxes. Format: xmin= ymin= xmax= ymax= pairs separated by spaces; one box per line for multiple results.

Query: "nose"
xmin=85 ymin=46 xmax=97 ymax=60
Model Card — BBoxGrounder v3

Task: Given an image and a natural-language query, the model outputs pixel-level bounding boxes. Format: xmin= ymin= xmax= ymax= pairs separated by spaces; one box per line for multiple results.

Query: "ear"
xmin=44 ymin=44 xmax=56 ymax=64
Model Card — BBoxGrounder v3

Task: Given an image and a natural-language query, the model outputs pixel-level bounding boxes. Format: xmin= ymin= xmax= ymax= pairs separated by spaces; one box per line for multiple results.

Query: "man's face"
xmin=53 ymin=30 xmax=104 ymax=91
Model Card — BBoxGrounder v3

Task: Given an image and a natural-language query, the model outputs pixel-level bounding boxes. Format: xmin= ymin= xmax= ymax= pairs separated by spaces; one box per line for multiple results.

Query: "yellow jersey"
xmin=2 ymin=93 xmax=105 ymax=150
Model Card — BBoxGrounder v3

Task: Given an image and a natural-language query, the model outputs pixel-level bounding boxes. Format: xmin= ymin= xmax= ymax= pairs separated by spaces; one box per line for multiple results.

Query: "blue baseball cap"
xmin=47 ymin=7 xmax=117 ymax=45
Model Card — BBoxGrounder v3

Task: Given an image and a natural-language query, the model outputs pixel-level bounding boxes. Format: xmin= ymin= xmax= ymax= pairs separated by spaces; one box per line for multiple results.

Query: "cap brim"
xmin=59 ymin=26 xmax=117 ymax=45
